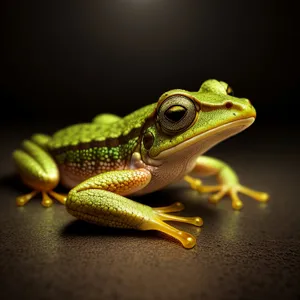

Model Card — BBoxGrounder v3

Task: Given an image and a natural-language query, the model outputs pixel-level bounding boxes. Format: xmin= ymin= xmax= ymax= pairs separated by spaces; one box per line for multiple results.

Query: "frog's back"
xmin=47 ymin=103 xmax=156 ymax=188
xmin=49 ymin=104 xmax=155 ymax=149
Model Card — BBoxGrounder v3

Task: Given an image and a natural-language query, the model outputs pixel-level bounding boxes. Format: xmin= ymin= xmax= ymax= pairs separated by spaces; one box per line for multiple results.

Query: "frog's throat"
xmin=150 ymin=117 xmax=255 ymax=163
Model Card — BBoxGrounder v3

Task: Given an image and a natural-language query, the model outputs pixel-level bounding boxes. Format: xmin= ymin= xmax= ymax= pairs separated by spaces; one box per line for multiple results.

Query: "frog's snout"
xmin=241 ymin=98 xmax=256 ymax=119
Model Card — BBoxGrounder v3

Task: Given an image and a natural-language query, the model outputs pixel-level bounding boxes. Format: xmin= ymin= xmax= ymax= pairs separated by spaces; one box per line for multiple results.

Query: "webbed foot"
xmin=185 ymin=175 xmax=269 ymax=210
xmin=142 ymin=202 xmax=203 ymax=248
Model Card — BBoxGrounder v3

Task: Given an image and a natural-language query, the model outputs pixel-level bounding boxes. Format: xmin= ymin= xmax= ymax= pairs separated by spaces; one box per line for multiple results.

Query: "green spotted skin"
xmin=67 ymin=189 xmax=154 ymax=228
xmin=49 ymin=104 xmax=156 ymax=150
xmin=66 ymin=169 xmax=154 ymax=229
xmin=53 ymin=138 xmax=139 ymax=179
xmin=47 ymin=104 xmax=156 ymax=179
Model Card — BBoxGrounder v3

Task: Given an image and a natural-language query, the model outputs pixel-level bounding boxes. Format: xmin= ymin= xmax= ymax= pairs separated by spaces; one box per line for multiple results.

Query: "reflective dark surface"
xmin=1 ymin=123 xmax=299 ymax=300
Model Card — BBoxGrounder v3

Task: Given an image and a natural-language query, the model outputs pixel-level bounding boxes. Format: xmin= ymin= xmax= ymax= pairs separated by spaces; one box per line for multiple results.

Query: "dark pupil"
xmin=165 ymin=105 xmax=187 ymax=122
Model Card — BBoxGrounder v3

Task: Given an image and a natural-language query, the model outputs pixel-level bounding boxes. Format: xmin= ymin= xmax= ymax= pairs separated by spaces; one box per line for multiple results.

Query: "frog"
xmin=12 ymin=79 xmax=269 ymax=249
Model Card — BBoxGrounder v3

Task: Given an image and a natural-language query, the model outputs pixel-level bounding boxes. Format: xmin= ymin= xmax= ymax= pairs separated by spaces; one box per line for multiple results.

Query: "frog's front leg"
xmin=66 ymin=169 xmax=203 ymax=249
xmin=13 ymin=135 xmax=67 ymax=207
xmin=184 ymin=156 xmax=269 ymax=210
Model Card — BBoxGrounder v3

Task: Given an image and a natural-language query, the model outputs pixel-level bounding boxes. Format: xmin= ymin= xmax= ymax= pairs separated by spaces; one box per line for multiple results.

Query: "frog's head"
xmin=140 ymin=79 xmax=256 ymax=166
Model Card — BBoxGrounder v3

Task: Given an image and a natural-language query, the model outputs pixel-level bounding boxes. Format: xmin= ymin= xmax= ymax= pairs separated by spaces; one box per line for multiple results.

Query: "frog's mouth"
xmin=149 ymin=117 xmax=255 ymax=164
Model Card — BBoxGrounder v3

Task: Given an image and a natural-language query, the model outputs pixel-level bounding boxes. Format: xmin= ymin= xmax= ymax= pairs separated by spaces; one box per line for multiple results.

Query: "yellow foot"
xmin=153 ymin=201 xmax=185 ymax=213
xmin=184 ymin=176 xmax=269 ymax=210
xmin=16 ymin=190 xmax=67 ymax=207
xmin=16 ymin=190 xmax=38 ymax=206
xmin=141 ymin=202 xmax=203 ymax=249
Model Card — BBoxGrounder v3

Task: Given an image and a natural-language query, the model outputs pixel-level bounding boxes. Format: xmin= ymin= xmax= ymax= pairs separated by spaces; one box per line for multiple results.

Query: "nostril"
xmin=225 ymin=101 xmax=233 ymax=109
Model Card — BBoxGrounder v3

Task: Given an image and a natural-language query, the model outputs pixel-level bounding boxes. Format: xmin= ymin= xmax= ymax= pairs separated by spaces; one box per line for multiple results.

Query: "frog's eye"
xmin=158 ymin=95 xmax=197 ymax=135
xmin=226 ymin=86 xmax=234 ymax=96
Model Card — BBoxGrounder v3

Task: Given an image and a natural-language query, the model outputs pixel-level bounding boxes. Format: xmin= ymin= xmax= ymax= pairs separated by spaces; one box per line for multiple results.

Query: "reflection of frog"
xmin=13 ymin=79 xmax=269 ymax=248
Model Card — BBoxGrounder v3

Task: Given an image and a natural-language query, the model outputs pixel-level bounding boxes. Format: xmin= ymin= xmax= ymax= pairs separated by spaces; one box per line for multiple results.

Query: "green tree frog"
xmin=13 ymin=79 xmax=269 ymax=248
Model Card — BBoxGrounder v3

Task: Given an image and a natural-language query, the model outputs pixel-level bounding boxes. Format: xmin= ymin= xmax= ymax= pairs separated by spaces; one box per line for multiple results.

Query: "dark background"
xmin=1 ymin=1 xmax=299 ymax=300
xmin=1 ymin=0 xmax=299 ymax=127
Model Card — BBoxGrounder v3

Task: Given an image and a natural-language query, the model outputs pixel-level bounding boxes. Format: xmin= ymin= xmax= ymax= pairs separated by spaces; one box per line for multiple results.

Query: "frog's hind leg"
xmin=66 ymin=169 xmax=203 ymax=248
xmin=13 ymin=136 xmax=66 ymax=207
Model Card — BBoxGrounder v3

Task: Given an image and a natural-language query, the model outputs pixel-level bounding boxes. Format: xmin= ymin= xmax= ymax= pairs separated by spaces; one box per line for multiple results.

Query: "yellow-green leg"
xmin=185 ymin=156 xmax=269 ymax=210
xmin=66 ymin=168 xmax=203 ymax=249
xmin=13 ymin=135 xmax=67 ymax=207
